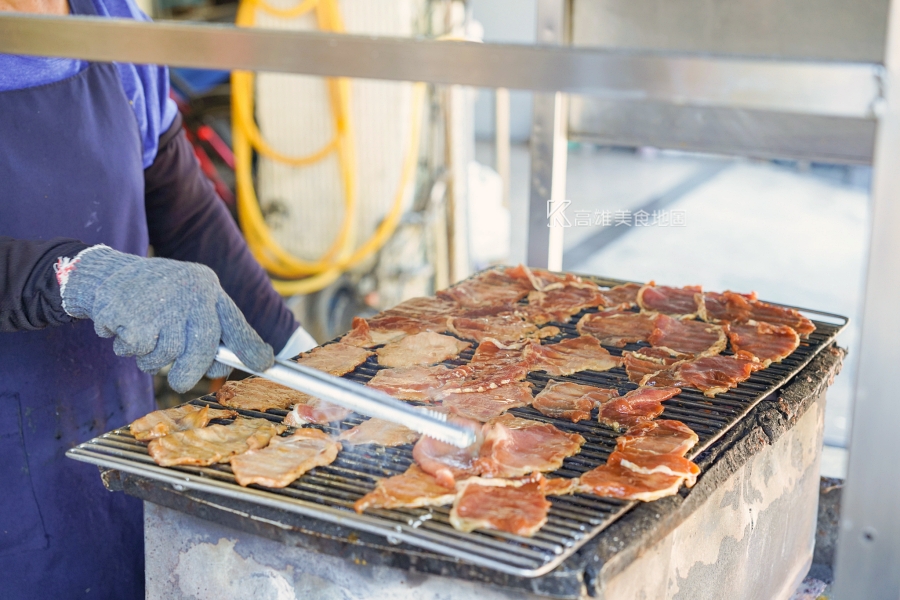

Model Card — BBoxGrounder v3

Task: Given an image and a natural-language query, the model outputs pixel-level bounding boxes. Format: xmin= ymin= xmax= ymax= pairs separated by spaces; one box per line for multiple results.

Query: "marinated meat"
xmin=526 ymin=285 xmax=607 ymax=323
xmin=294 ymin=343 xmax=373 ymax=376
xmin=701 ymin=291 xmax=755 ymax=324
xmin=450 ymin=478 xmax=551 ymax=537
xmin=440 ymin=383 xmax=534 ymax=422
xmin=577 ymin=462 xmax=687 ymax=502
xmin=340 ymin=316 xmax=406 ymax=348
xmin=725 ymin=321 xmax=800 ymax=367
xmin=147 ymin=418 xmax=285 ymax=467
xmin=338 ymin=418 xmax=421 ymax=447
xmin=600 ymin=282 xmax=642 ymax=308
xmin=130 ymin=404 xmax=237 ymax=442
xmin=576 ymin=311 xmax=657 ymax=347
xmin=607 ymin=450 xmax=699 ymax=486
xmin=643 ymin=355 xmax=761 ymax=397
xmin=376 ymin=332 xmax=470 ymax=368
xmin=648 ymin=314 xmax=727 ymax=357
xmin=412 ymin=416 xmax=484 ymax=487
xmin=617 ymin=420 xmax=699 ymax=457
xmin=283 ymin=398 xmax=351 ymax=426
xmin=438 ymin=340 xmax=534 ymax=395
xmin=505 ymin=264 xmax=583 ymax=292
xmin=354 ymin=465 xmax=458 ymax=513
xmin=543 ymin=477 xmax=577 ymax=496
xmin=744 ymin=301 xmax=816 ymax=338
xmin=367 ymin=364 xmax=457 ymax=401
xmin=475 ymin=414 xmax=585 ymax=478
xmin=532 ymin=381 xmax=619 ymax=423
xmin=524 ymin=335 xmax=623 ymax=376
xmin=448 ymin=312 xmax=549 ymax=345
xmin=438 ymin=270 xmax=531 ymax=307
xmin=230 ymin=428 xmax=341 ymax=488
xmin=217 ymin=378 xmax=307 ymax=412
xmin=366 ymin=296 xmax=460 ymax=337
xmin=702 ymin=292 xmax=816 ymax=337
xmin=622 ymin=347 xmax=690 ymax=384
xmin=597 ymin=387 xmax=681 ymax=429
xmin=637 ymin=284 xmax=704 ymax=318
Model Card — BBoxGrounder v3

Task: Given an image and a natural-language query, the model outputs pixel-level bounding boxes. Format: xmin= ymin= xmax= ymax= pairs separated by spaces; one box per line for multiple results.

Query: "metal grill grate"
xmin=67 ymin=273 xmax=847 ymax=577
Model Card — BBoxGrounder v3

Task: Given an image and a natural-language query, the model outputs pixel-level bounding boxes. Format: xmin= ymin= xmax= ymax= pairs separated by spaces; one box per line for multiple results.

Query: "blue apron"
xmin=0 ymin=0 xmax=154 ymax=596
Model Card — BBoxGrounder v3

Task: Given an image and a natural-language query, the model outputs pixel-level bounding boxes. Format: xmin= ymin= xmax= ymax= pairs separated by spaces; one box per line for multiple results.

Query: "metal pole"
xmin=833 ymin=0 xmax=900 ymax=596
xmin=527 ymin=0 xmax=568 ymax=271
xmin=495 ymin=87 xmax=511 ymax=208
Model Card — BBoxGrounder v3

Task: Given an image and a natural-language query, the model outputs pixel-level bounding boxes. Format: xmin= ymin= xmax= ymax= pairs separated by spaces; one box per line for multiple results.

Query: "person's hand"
xmin=59 ymin=246 xmax=274 ymax=392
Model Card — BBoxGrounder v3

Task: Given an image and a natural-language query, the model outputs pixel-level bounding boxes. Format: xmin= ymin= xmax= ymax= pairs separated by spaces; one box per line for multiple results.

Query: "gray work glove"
xmin=60 ymin=246 xmax=274 ymax=393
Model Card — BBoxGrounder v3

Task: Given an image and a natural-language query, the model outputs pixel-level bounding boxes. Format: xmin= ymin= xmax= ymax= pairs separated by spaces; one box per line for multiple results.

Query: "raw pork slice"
xmin=438 ymin=340 xmax=533 ymax=395
xmin=576 ymin=463 xmax=687 ymax=502
xmin=412 ymin=416 xmax=484 ymax=487
xmin=607 ymin=451 xmax=699 ymax=486
xmin=367 ymin=364 xmax=457 ymax=401
xmin=283 ymin=398 xmax=351 ymax=426
xmin=294 ymin=343 xmax=373 ymax=376
xmin=340 ymin=316 xmax=406 ymax=348
xmin=450 ymin=478 xmax=551 ymax=537
xmin=637 ymin=284 xmax=703 ymax=318
xmin=366 ymin=296 xmax=461 ymax=338
xmin=217 ymin=378 xmax=307 ymax=412
xmin=701 ymin=291 xmax=755 ymax=324
xmin=648 ymin=314 xmax=727 ymax=357
xmin=525 ymin=335 xmax=623 ymax=376
xmin=617 ymin=420 xmax=699 ymax=457
xmin=438 ymin=270 xmax=532 ymax=307
xmin=448 ymin=312 xmax=554 ymax=345
xmin=725 ymin=321 xmax=800 ymax=367
xmin=745 ymin=301 xmax=816 ymax=338
xmin=130 ymin=404 xmax=237 ymax=441
xmin=505 ymin=264 xmax=583 ymax=292
xmin=354 ymin=465 xmax=458 ymax=513
xmin=147 ymin=418 xmax=285 ymax=467
xmin=475 ymin=414 xmax=585 ymax=478
xmin=338 ymin=418 xmax=421 ymax=447
xmin=440 ymin=383 xmax=534 ymax=422
xmin=702 ymin=292 xmax=816 ymax=337
xmin=597 ymin=387 xmax=681 ymax=429
xmin=600 ymin=282 xmax=642 ymax=308
xmin=643 ymin=355 xmax=762 ymax=397
xmin=376 ymin=332 xmax=470 ymax=368
xmin=526 ymin=284 xmax=608 ymax=323
xmin=230 ymin=428 xmax=341 ymax=488
xmin=576 ymin=311 xmax=657 ymax=347
xmin=622 ymin=347 xmax=690 ymax=384
xmin=532 ymin=381 xmax=619 ymax=423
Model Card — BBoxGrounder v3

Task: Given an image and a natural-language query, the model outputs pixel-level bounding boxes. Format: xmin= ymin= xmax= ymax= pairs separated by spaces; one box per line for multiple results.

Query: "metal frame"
xmin=0 ymin=6 xmax=895 ymax=595
xmin=832 ymin=1 xmax=900 ymax=596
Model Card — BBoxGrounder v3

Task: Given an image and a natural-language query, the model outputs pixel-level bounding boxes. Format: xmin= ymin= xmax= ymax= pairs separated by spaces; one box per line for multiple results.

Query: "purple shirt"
xmin=0 ymin=0 xmax=179 ymax=168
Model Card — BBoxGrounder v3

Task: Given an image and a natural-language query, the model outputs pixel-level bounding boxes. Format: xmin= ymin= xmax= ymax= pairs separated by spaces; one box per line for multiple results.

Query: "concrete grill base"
xmin=137 ymin=347 xmax=843 ymax=600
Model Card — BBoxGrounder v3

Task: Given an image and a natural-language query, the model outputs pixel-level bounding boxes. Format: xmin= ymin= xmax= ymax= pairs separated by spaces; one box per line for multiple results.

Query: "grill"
xmin=67 ymin=273 xmax=847 ymax=578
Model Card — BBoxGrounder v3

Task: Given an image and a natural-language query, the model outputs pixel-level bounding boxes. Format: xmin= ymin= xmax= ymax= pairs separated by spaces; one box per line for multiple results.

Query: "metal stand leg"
xmin=833 ymin=1 xmax=900 ymax=597
xmin=527 ymin=0 xmax=568 ymax=271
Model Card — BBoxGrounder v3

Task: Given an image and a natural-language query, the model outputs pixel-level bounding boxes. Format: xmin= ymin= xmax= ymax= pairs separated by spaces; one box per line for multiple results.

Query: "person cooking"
xmin=0 ymin=0 xmax=316 ymax=596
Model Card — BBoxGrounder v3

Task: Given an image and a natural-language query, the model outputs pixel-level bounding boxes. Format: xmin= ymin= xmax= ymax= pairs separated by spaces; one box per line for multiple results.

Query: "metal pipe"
xmin=0 ymin=13 xmax=882 ymax=117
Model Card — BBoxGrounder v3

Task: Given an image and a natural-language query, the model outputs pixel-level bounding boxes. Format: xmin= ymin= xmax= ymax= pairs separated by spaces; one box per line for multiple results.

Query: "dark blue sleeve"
xmin=144 ymin=113 xmax=299 ymax=352
xmin=0 ymin=237 xmax=88 ymax=332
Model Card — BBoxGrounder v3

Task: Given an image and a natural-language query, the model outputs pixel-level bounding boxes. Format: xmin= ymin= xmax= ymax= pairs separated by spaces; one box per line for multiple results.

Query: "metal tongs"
xmin=215 ymin=346 xmax=476 ymax=448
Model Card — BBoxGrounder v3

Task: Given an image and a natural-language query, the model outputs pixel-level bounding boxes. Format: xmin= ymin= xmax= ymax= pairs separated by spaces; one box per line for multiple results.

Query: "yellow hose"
xmin=233 ymin=0 xmax=424 ymax=294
